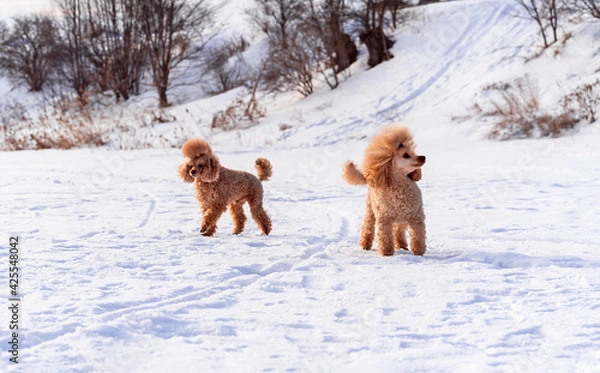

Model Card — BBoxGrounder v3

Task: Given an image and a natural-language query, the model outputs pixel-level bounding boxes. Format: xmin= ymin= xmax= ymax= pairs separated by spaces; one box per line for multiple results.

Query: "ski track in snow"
xmin=2 ymin=0 xmax=600 ymax=372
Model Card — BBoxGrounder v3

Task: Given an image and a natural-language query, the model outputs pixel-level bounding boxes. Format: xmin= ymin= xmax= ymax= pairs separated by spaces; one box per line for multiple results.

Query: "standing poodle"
xmin=179 ymin=138 xmax=272 ymax=236
xmin=343 ymin=125 xmax=426 ymax=256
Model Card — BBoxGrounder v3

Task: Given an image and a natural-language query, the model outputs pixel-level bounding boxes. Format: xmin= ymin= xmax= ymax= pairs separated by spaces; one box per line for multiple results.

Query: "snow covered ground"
xmin=1 ymin=0 xmax=600 ymax=372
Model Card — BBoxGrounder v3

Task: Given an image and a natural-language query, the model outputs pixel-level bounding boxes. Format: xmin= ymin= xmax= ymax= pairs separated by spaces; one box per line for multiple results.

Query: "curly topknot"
xmin=181 ymin=138 xmax=212 ymax=158
xmin=362 ymin=124 xmax=415 ymax=188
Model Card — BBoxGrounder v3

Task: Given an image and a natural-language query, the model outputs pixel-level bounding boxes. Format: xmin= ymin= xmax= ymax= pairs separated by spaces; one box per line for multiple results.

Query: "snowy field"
xmin=2 ymin=0 xmax=600 ymax=372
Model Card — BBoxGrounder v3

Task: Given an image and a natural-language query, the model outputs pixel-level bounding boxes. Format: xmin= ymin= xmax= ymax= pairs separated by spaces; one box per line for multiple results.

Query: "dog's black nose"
xmin=417 ymin=156 xmax=426 ymax=163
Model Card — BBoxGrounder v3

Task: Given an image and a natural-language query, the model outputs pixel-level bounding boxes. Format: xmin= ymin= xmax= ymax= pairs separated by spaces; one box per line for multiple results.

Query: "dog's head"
xmin=394 ymin=141 xmax=426 ymax=182
xmin=178 ymin=138 xmax=220 ymax=183
xmin=363 ymin=124 xmax=426 ymax=187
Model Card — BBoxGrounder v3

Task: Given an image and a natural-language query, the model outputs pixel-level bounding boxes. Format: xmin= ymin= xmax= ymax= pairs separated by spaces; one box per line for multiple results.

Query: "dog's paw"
xmin=200 ymin=226 xmax=216 ymax=236
xmin=411 ymin=249 xmax=425 ymax=256
xmin=410 ymin=244 xmax=426 ymax=256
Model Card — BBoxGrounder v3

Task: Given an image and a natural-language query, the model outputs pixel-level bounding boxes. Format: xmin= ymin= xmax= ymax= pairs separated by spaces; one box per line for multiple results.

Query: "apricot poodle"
xmin=179 ymin=138 xmax=272 ymax=236
xmin=343 ymin=124 xmax=426 ymax=256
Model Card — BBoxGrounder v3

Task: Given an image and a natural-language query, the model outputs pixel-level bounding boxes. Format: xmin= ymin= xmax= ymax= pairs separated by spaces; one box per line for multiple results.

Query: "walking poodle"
xmin=179 ymin=138 xmax=272 ymax=236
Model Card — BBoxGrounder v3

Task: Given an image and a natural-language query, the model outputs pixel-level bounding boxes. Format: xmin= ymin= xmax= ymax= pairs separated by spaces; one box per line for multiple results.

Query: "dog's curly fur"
xmin=179 ymin=138 xmax=272 ymax=236
xmin=343 ymin=125 xmax=426 ymax=256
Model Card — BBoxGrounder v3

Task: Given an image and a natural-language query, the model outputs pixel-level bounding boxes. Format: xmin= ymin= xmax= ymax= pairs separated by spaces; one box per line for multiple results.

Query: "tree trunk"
xmin=158 ymin=87 xmax=169 ymax=108
xmin=335 ymin=33 xmax=357 ymax=72
xmin=360 ymin=27 xmax=394 ymax=67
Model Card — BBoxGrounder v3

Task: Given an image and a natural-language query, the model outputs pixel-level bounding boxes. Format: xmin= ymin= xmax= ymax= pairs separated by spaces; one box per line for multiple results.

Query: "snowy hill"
xmin=1 ymin=0 xmax=600 ymax=372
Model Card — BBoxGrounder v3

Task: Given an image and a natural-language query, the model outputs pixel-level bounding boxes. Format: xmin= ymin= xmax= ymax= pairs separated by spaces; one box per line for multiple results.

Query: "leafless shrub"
xmin=27 ymin=120 xmax=106 ymax=150
xmin=1 ymin=112 xmax=105 ymax=151
xmin=135 ymin=110 xmax=177 ymax=128
xmin=0 ymin=101 xmax=27 ymax=125
xmin=211 ymin=65 xmax=266 ymax=130
xmin=477 ymin=76 xmax=579 ymax=140
xmin=560 ymin=79 xmax=600 ymax=123
xmin=211 ymin=96 xmax=266 ymax=130
xmin=0 ymin=101 xmax=28 ymax=150
xmin=0 ymin=93 xmax=112 ymax=150
xmin=205 ymin=36 xmax=251 ymax=95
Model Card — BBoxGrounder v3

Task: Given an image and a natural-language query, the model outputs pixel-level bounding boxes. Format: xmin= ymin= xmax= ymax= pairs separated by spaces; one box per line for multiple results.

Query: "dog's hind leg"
xmin=200 ymin=204 xmax=226 ymax=236
xmin=376 ymin=218 xmax=395 ymax=256
xmin=359 ymin=197 xmax=376 ymax=251
xmin=394 ymin=223 xmax=408 ymax=251
xmin=408 ymin=218 xmax=426 ymax=256
xmin=249 ymin=197 xmax=272 ymax=235
xmin=229 ymin=201 xmax=247 ymax=235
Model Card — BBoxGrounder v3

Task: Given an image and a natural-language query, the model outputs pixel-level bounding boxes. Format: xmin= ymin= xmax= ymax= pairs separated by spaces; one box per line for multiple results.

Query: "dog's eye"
xmin=398 ymin=143 xmax=404 ymax=149
xmin=197 ymin=164 xmax=205 ymax=169
xmin=403 ymin=153 xmax=410 ymax=159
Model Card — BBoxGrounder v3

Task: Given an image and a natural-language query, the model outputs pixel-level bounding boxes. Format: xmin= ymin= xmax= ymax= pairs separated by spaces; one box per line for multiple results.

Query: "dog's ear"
xmin=179 ymin=162 xmax=194 ymax=183
xmin=199 ymin=154 xmax=220 ymax=182
xmin=408 ymin=169 xmax=421 ymax=182
xmin=365 ymin=163 xmax=392 ymax=188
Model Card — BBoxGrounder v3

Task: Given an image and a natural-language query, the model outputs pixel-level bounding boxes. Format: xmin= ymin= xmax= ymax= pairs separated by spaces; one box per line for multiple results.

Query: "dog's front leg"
xmin=376 ymin=218 xmax=395 ymax=256
xmin=408 ymin=218 xmax=426 ymax=256
xmin=394 ymin=223 xmax=409 ymax=251
xmin=200 ymin=205 xmax=226 ymax=236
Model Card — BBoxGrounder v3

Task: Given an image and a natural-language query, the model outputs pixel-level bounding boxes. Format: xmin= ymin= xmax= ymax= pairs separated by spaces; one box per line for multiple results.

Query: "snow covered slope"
xmin=1 ymin=0 xmax=600 ymax=372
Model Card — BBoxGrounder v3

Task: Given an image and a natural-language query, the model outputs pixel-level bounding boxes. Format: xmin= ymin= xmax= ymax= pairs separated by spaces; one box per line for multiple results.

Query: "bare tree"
xmin=252 ymin=0 xmax=357 ymax=95
xmin=0 ymin=15 xmax=61 ymax=92
xmin=269 ymin=35 xmax=316 ymax=96
xmin=205 ymin=36 xmax=250 ymax=94
xmin=305 ymin=0 xmax=357 ymax=89
xmin=0 ymin=21 xmax=8 ymax=77
xmin=138 ymin=0 xmax=214 ymax=108
xmin=0 ymin=21 xmax=7 ymax=41
xmin=251 ymin=0 xmax=313 ymax=94
xmin=383 ymin=0 xmax=412 ymax=28
xmin=251 ymin=0 xmax=307 ymax=49
xmin=85 ymin=0 xmax=146 ymax=101
xmin=351 ymin=0 xmax=395 ymax=67
xmin=55 ymin=0 xmax=94 ymax=104
xmin=515 ymin=0 xmax=561 ymax=48
xmin=577 ymin=0 xmax=600 ymax=18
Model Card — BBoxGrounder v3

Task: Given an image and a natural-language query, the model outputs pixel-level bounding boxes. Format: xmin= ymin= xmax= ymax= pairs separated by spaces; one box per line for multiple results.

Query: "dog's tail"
xmin=342 ymin=161 xmax=367 ymax=186
xmin=255 ymin=158 xmax=272 ymax=181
